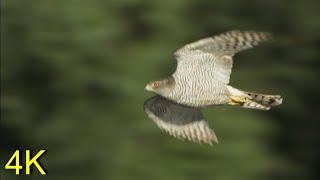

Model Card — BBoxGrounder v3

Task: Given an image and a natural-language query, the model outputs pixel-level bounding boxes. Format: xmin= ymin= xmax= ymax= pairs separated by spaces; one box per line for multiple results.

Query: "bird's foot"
xmin=228 ymin=96 xmax=247 ymax=105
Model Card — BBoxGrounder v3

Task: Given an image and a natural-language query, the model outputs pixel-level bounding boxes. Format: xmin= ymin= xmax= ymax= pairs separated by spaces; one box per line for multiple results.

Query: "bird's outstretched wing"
xmin=173 ymin=30 xmax=272 ymax=84
xmin=144 ymin=95 xmax=218 ymax=145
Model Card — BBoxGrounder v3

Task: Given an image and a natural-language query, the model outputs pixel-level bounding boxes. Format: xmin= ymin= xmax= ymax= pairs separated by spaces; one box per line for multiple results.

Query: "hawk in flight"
xmin=144 ymin=30 xmax=283 ymax=145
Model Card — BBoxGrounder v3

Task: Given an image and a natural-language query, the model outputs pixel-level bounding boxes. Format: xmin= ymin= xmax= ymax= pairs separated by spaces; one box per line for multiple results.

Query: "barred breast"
xmin=168 ymin=55 xmax=230 ymax=107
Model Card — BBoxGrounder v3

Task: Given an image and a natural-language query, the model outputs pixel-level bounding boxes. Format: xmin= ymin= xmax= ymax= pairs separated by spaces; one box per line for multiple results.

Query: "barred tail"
xmin=245 ymin=92 xmax=283 ymax=107
xmin=227 ymin=86 xmax=283 ymax=111
xmin=242 ymin=100 xmax=271 ymax=110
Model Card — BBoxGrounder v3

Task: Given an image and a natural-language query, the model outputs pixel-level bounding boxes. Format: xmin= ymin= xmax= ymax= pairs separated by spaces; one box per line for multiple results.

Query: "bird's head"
xmin=145 ymin=77 xmax=175 ymax=96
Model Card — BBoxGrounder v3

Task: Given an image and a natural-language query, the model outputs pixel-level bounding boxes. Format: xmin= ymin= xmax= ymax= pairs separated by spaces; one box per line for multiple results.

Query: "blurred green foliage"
xmin=1 ymin=0 xmax=320 ymax=180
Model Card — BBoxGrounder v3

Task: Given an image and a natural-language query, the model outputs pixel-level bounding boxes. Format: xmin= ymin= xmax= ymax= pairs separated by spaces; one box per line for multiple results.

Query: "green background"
xmin=1 ymin=0 xmax=320 ymax=179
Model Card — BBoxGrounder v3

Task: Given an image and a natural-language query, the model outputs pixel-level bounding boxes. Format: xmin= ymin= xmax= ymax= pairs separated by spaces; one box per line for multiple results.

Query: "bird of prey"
xmin=144 ymin=30 xmax=283 ymax=145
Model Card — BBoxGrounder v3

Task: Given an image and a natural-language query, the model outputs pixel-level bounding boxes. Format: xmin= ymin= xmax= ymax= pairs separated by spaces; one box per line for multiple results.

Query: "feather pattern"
xmin=165 ymin=30 xmax=272 ymax=107
xmin=143 ymin=30 xmax=281 ymax=146
xmin=144 ymin=96 xmax=218 ymax=145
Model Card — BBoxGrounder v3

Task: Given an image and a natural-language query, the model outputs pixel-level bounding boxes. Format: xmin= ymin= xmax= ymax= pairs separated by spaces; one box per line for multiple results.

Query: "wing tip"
xmin=227 ymin=30 xmax=274 ymax=41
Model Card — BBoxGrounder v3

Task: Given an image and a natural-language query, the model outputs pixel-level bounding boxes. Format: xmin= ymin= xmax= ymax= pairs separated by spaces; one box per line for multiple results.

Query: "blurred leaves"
xmin=1 ymin=0 xmax=320 ymax=180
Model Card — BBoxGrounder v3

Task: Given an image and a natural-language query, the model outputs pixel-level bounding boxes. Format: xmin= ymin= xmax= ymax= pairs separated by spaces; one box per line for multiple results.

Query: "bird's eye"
xmin=153 ymin=82 xmax=160 ymax=88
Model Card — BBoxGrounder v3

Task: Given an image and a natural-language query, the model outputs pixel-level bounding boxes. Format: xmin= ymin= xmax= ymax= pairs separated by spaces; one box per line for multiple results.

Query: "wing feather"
xmin=174 ymin=30 xmax=272 ymax=57
xmin=144 ymin=96 xmax=218 ymax=145
xmin=173 ymin=30 xmax=272 ymax=84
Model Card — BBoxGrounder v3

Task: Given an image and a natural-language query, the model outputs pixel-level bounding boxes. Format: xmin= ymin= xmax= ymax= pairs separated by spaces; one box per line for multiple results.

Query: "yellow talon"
xmin=228 ymin=96 xmax=247 ymax=105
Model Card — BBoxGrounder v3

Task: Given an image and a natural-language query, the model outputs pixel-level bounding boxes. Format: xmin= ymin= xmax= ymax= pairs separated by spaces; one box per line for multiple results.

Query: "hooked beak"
xmin=145 ymin=84 xmax=153 ymax=92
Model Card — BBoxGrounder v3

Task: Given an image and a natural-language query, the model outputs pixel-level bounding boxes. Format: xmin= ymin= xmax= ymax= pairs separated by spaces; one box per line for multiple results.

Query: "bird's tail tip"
xmin=245 ymin=92 xmax=283 ymax=107
xmin=227 ymin=86 xmax=283 ymax=110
